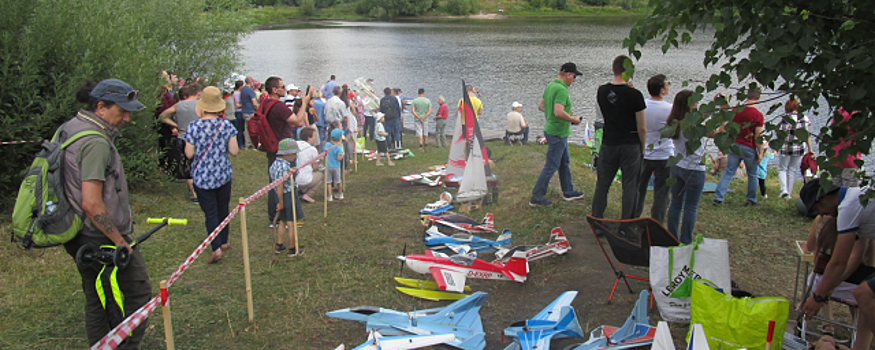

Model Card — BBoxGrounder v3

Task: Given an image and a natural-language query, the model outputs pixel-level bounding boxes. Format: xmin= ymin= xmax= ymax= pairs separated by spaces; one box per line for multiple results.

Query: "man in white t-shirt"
xmin=505 ymin=101 xmax=529 ymax=145
xmin=634 ymin=74 xmax=674 ymax=223
xmin=295 ymin=127 xmax=323 ymax=203
xmin=801 ymin=181 xmax=875 ymax=350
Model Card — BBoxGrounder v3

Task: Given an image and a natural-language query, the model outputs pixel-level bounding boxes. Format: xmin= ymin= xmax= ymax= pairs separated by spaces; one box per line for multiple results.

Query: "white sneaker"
xmin=763 ymin=194 xmax=769 ymax=199
xmin=335 ymin=193 xmax=344 ymax=200
xmin=327 ymin=195 xmax=333 ymax=202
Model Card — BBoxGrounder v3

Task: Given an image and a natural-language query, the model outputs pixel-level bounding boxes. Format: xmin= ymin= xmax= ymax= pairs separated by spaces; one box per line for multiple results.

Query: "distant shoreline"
xmin=256 ymin=13 xmax=643 ymax=30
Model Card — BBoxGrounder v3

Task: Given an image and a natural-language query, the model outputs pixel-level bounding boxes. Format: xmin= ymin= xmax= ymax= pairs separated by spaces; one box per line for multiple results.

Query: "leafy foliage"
xmin=444 ymin=0 xmax=479 ymax=15
xmin=354 ymin=0 xmax=435 ymax=19
xmin=0 ymin=0 xmax=251 ymax=210
xmin=626 ymin=0 xmax=875 ymax=187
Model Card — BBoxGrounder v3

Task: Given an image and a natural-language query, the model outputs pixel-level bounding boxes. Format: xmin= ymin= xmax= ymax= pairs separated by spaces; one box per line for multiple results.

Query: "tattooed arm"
xmin=81 ymin=180 xmax=130 ymax=252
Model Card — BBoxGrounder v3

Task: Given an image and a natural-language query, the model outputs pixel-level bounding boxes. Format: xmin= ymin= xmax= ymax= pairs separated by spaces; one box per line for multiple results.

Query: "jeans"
xmin=233 ymin=111 xmax=245 ymax=148
xmin=635 ymin=159 xmax=670 ymax=223
xmin=385 ymin=119 xmax=401 ymax=149
xmin=364 ymin=116 xmax=376 ymax=140
xmin=267 ymin=153 xmax=279 ymax=223
xmin=592 ymin=143 xmax=642 ymax=219
xmin=531 ymin=133 xmax=577 ymax=201
xmin=777 ymin=154 xmax=803 ymax=197
xmin=317 ymin=125 xmax=327 ymax=151
xmin=194 ymin=180 xmax=233 ymax=251
xmin=667 ymin=166 xmax=706 ymax=244
xmin=714 ymin=144 xmax=758 ymax=203
xmin=435 ymin=118 xmax=447 ymax=147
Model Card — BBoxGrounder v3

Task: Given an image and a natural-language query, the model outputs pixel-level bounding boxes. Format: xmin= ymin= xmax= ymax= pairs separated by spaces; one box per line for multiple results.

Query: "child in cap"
xmin=374 ymin=112 xmax=394 ymax=166
xmin=269 ymin=138 xmax=305 ymax=257
xmin=326 ymin=129 xmax=346 ymax=200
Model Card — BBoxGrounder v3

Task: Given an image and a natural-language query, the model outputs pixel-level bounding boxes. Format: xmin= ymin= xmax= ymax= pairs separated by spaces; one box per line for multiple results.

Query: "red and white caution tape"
xmin=91 ymin=151 xmax=327 ymax=350
xmin=0 ymin=139 xmax=45 ymax=145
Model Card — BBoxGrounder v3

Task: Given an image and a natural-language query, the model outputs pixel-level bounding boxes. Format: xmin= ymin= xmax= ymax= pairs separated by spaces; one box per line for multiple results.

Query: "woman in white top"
xmin=776 ymin=98 xmax=814 ymax=199
xmin=665 ymin=90 xmax=716 ymax=244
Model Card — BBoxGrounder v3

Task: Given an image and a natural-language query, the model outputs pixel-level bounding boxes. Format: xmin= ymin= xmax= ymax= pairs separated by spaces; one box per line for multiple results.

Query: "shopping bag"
xmin=355 ymin=136 xmax=366 ymax=150
xmin=688 ymin=279 xmax=789 ymax=350
xmin=650 ymin=235 xmax=731 ymax=323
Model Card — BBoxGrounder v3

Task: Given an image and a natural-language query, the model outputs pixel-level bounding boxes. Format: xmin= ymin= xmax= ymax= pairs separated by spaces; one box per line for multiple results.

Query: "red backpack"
xmin=248 ymin=99 xmax=280 ymax=153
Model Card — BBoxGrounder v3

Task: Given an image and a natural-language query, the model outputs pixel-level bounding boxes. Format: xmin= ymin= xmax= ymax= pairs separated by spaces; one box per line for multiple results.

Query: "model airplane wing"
xmin=429 ymin=266 xmax=467 ymax=293
xmin=351 ymin=330 xmax=456 ymax=350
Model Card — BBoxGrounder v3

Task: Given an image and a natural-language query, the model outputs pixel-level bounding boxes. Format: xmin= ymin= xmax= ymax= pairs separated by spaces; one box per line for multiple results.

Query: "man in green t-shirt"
xmin=412 ymin=88 xmax=433 ymax=148
xmin=530 ymin=63 xmax=586 ymax=207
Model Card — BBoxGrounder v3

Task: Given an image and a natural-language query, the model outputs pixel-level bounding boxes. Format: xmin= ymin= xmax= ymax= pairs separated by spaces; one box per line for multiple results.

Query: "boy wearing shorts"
xmin=374 ymin=112 xmax=394 ymax=166
xmin=326 ymin=129 xmax=346 ymax=200
xmin=269 ymin=139 xmax=305 ymax=257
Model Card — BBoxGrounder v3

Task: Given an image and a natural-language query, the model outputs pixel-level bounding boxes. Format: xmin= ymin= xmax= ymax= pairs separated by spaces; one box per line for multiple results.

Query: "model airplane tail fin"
xmin=482 ymin=213 xmax=494 ymax=230
xmin=610 ymin=290 xmax=651 ymax=343
xmin=503 ymin=251 xmax=529 ymax=280
xmin=496 ymin=230 xmax=512 ymax=247
xmin=550 ymin=227 xmax=566 ymax=241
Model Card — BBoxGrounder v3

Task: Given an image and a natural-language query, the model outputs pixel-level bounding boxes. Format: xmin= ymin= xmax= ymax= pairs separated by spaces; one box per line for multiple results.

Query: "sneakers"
xmin=563 ymin=191 xmax=585 ymax=202
xmin=375 ymin=161 xmax=384 ymax=166
xmin=712 ymin=200 xmax=723 ymax=206
xmin=327 ymin=195 xmax=333 ymax=202
xmin=763 ymin=194 xmax=769 ymax=199
xmin=269 ymin=223 xmax=277 ymax=228
xmin=744 ymin=200 xmax=760 ymax=207
xmin=388 ymin=162 xmax=395 ymax=166
xmin=274 ymin=243 xmax=287 ymax=254
xmin=529 ymin=198 xmax=554 ymax=207
xmin=780 ymin=192 xmax=791 ymax=200
xmin=286 ymin=247 xmax=304 ymax=257
xmin=335 ymin=193 xmax=344 ymax=200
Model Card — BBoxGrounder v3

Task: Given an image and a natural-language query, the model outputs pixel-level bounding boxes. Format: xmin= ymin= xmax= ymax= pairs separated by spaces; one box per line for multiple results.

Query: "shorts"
xmin=326 ymin=167 xmax=342 ymax=184
xmin=414 ymin=119 xmax=428 ymax=137
xmin=278 ymin=190 xmax=304 ymax=222
xmin=377 ymin=140 xmax=388 ymax=153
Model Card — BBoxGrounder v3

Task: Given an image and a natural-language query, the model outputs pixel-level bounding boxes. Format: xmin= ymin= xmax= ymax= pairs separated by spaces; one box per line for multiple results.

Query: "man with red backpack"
xmin=257 ymin=76 xmax=311 ymax=226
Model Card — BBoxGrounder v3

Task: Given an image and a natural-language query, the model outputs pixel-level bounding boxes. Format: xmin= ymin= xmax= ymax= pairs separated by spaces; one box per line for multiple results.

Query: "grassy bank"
xmin=0 ymin=135 xmax=812 ymax=349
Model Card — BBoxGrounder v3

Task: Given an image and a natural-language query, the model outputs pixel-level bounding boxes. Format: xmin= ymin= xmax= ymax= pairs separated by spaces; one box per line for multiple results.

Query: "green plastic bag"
xmin=688 ymin=279 xmax=789 ymax=350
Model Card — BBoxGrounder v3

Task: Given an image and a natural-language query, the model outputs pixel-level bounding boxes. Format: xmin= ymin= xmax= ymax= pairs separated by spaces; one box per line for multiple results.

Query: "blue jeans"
xmin=193 ymin=180 xmax=232 ymax=251
xmin=667 ymin=166 xmax=705 ymax=244
xmin=531 ymin=133 xmax=576 ymax=201
xmin=714 ymin=144 xmax=758 ymax=203
xmin=385 ymin=119 xmax=401 ymax=149
xmin=364 ymin=116 xmax=376 ymax=141
xmin=267 ymin=153 xmax=279 ymax=224
xmin=233 ymin=112 xmax=245 ymax=148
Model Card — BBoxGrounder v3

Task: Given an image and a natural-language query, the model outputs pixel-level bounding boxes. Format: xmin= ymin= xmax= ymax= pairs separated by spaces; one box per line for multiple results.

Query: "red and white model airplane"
xmin=494 ymin=227 xmax=572 ymax=263
xmin=397 ymin=250 xmax=528 ymax=293
xmin=420 ymin=212 xmax=496 ymax=234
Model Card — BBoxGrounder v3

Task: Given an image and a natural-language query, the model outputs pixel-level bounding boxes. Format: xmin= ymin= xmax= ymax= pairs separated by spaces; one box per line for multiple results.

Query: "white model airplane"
xmin=334 ymin=330 xmax=456 ymax=350
xmin=494 ymin=227 xmax=571 ymax=262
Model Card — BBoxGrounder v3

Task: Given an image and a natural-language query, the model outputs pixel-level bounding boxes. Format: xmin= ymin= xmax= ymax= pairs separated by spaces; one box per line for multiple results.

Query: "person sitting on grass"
xmin=374 ymin=112 xmax=394 ymax=166
xmin=326 ymin=129 xmax=346 ymax=200
xmin=269 ymin=139 xmax=305 ymax=257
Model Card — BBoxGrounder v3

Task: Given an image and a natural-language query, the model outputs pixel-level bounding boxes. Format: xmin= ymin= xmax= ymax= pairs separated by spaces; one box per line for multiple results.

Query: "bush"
xmin=0 ymin=0 xmax=251 ymax=211
xmin=444 ymin=0 xmax=478 ymax=15
xmin=579 ymin=0 xmax=609 ymax=5
xmin=301 ymin=0 xmax=316 ymax=15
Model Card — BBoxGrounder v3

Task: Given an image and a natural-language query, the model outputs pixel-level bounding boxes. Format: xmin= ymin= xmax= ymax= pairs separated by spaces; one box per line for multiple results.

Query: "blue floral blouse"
xmin=184 ymin=118 xmax=237 ymax=190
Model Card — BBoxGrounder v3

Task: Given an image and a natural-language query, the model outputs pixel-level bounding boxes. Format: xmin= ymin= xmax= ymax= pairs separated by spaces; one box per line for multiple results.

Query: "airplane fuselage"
xmin=402 ymin=255 xmax=522 ymax=282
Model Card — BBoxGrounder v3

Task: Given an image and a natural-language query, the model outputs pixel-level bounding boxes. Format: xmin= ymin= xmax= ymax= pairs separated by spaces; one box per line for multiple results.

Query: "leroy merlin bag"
xmin=689 ymin=279 xmax=789 ymax=350
xmin=650 ymin=235 xmax=731 ymax=323
xmin=11 ymin=128 xmax=107 ymax=248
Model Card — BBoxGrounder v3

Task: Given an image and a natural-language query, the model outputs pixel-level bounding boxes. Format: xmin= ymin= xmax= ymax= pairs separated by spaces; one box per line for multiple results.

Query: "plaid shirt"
xmin=779 ymin=113 xmax=810 ymax=156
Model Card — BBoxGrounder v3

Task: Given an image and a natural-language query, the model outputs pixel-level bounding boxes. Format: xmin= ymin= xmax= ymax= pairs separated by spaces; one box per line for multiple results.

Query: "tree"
xmin=625 ymin=0 xmax=875 ymax=190
xmin=354 ymin=0 xmax=434 ymax=19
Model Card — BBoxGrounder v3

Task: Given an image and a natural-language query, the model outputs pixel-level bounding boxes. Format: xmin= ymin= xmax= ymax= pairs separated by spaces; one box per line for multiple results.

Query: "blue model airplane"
xmin=326 ymin=292 xmax=488 ymax=350
xmin=502 ymin=291 xmax=585 ymax=350
xmin=568 ymin=290 xmax=657 ymax=350
xmin=423 ymin=225 xmax=512 ymax=255
xmin=334 ymin=330 xmax=456 ymax=350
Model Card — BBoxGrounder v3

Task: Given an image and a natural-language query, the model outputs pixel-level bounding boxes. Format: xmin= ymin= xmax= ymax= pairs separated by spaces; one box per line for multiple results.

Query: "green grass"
xmin=0 ymin=136 xmax=812 ymax=349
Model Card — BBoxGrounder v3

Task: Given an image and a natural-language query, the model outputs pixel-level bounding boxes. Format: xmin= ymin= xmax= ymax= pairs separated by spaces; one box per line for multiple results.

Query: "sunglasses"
xmin=99 ymin=90 xmax=138 ymax=101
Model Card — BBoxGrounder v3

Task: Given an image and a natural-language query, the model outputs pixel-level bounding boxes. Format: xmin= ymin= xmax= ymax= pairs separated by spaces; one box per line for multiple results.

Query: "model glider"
xmin=568 ymin=290 xmax=656 ymax=350
xmin=502 ymin=291 xmax=585 ymax=350
xmin=494 ymin=227 xmax=571 ymax=262
xmin=424 ymin=225 xmax=512 ymax=255
xmin=398 ymin=250 xmax=528 ymax=293
xmin=401 ymin=173 xmax=443 ymax=187
xmin=366 ymin=149 xmax=415 ymax=161
xmin=421 ymin=212 xmax=495 ymax=234
xmin=394 ymin=277 xmax=472 ymax=301
xmin=326 ymin=292 xmax=488 ymax=350
xmin=420 ymin=192 xmax=454 ymax=215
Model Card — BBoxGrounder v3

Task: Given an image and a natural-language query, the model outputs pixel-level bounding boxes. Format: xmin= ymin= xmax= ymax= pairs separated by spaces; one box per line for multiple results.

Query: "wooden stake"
xmin=238 ymin=197 xmax=254 ymax=323
xmin=160 ymin=280 xmax=175 ymax=350
xmin=290 ymin=174 xmax=299 ymax=255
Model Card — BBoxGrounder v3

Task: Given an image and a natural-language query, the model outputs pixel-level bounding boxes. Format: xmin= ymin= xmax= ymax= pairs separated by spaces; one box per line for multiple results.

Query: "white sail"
xmin=457 ymin=136 xmax=488 ymax=202
xmin=446 ymin=109 xmax=466 ymax=182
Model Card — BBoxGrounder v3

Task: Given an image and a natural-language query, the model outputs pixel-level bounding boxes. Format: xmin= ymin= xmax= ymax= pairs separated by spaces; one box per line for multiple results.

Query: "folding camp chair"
xmin=586 ymin=215 xmax=681 ymax=304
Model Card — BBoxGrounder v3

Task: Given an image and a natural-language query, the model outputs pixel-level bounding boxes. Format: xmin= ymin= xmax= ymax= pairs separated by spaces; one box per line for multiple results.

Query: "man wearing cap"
xmin=801 ymin=181 xmax=875 ymax=350
xmin=61 ymin=79 xmax=150 ymax=348
xmin=284 ymin=84 xmax=300 ymax=106
xmin=505 ymin=101 xmax=529 ymax=145
xmin=592 ymin=55 xmax=647 ymax=219
xmin=530 ymin=63 xmax=586 ymax=207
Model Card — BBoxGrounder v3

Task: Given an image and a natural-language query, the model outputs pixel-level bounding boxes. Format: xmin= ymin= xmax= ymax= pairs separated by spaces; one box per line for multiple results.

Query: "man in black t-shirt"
xmin=592 ymin=55 xmax=647 ymax=219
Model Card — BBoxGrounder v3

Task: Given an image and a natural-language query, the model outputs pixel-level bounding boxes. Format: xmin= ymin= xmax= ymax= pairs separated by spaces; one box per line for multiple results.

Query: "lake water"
xmin=241 ymin=19 xmax=870 ymax=171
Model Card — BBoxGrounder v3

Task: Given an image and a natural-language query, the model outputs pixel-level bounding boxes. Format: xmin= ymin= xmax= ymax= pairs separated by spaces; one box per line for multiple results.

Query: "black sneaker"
xmin=563 ymin=191 xmax=585 ymax=202
xmin=712 ymin=200 xmax=723 ymax=206
xmin=274 ymin=244 xmax=287 ymax=254
xmin=529 ymin=198 xmax=554 ymax=207
xmin=286 ymin=247 xmax=304 ymax=257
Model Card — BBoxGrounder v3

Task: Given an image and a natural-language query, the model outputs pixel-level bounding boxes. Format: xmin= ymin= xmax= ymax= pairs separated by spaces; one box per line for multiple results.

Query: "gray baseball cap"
xmin=90 ymin=79 xmax=146 ymax=112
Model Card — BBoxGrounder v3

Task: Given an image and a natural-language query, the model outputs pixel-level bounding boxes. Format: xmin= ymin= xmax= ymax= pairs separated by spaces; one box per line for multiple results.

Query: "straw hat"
xmin=197 ymin=86 xmax=226 ymax=113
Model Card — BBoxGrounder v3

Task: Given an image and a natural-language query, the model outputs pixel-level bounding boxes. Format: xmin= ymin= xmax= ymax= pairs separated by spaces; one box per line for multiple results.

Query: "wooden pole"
xmin=238 ymin=197 xmax=254 ymax=323
xmin=323 ymin=160 xmax=328 ymax=218
xmin=290 ymin=174 xmax=299 ymax=254
xmin=160 ymin=280 xmax=175 ymax=350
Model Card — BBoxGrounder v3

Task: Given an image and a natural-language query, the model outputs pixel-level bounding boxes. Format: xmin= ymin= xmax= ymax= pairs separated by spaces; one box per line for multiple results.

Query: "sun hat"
xmin=277 ymin=138 xmax=301 ymax=156
xmin=90 ymin=79 xmax=146 ymax=112
xmin=511 ymin=101 xmax=523 ymax=108
xmin=799 ymin=179 xmax=840 ymax=215
xmin=330 ymin=129 xmax=345 ymax=140
xmin=197 ymin=86 xmax=226 ymax=113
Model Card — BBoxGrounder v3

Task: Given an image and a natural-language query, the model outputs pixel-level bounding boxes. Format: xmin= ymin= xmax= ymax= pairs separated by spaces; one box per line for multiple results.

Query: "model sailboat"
xmin=448 ymin=80 xmax=492 ymax=203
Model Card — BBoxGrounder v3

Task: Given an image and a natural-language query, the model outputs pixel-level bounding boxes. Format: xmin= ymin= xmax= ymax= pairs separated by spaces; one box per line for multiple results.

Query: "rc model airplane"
xmin=421 ymin=212 xmax=495 ymax=234
xmin=423 ymin=225 xmax=512 ymax=255
xmin=568 ymin=290 xmax=657 ymax=350
xmin=333 ymin=330 xmax=456 ymax=350
xmin=398 ymin=250 xmax=528 ymax=293
xmin=502 ymin=290 xmax=585 ymax=350
xmin=494 ymin=227 xmax=571 ymax=262
xmin=326 ymin=292 xmax=488 ymax=350
xmin=420 ymin=192 xmax=454 ymax=215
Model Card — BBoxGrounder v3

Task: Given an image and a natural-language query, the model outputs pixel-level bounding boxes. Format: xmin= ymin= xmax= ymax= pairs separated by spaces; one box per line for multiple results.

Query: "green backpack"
xmin=11 ymin=127 xmax=107 ymax=249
